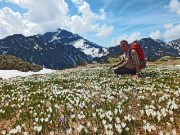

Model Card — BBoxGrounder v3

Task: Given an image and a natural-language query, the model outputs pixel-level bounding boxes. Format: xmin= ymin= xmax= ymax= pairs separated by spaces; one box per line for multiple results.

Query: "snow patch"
xmin=68 ymin=39 xmax=109 ymax=58
xmin=0 ymin=68 xmax=56 ymax=80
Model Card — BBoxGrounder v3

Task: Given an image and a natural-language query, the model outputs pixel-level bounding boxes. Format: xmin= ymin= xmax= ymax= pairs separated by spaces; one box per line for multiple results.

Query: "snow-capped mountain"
xmin=39 ymin=28 xmax=109 ymax=58
xmin=168 ymin=38 xmax=180 ymax=55
xmin=0 ymin=34 xmax=90 ymax=69
xmin=107 ymin=38 xmax=180 ymax=60
xmin=136 ymin=38 xmax=179 ymax=59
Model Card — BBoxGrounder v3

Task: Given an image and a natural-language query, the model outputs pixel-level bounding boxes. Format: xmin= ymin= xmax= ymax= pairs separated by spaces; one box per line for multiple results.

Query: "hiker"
xmin=110 ymin=40 xmax=144 ymax=77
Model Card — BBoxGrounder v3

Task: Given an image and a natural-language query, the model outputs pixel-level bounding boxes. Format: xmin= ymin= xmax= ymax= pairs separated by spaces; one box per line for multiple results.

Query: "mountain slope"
xmin=137 ymin=38 xmax=179 ymax=59
xmin=168 ymin=38 xmax=180 ymax=55
xmin=107 ymin=38 xmax=180 ymax=60
xmin=40 ymin=28 xmax=109 ymax=58
xmin=0 ymin=34 xmax=89 ymax=69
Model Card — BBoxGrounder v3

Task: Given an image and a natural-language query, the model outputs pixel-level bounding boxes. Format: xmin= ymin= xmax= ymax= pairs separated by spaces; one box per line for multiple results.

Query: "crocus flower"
xmin=77 ymin=124 xmax=83 ymax=133
xmin=60 ymin=117 xmax=65 ymax=123
xmin=1 ymin=99 xmax=4 ymax=103
xmin=37 ymin=126 xmax=42 ymax=132
xmin=93 ymin=102 xmax=97 ymax=106
xmin=94 ymin=127 xmax=97 ymax=132
xmin=1 ymin=130 xmax=6 ymax=135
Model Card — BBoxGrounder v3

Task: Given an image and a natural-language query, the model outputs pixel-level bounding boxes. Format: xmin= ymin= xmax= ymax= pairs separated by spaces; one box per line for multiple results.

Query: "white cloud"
xmin=169 ymin=0 xmax=180 ymax=16
xmin=164 ymin=23 xmax=180 ymax=39
xmin=111 ymin=32 xmax=142 ymax=45
xmin=149 ymin=30 xmax=160 ymax=39
xmin=71 ymin=0 xmax=84 ymax=5
xmin=68 ymin=1 xmax=111 ymax=35
xmin=5 ymin=0 xmax=69 ymax=31
xmin=0 ymin=7 xmax=37 ymax=38
xmin=95 ymin=24 xmax=114 ymax=37
xmin=0 ymin=0 xmax=113 ymax=39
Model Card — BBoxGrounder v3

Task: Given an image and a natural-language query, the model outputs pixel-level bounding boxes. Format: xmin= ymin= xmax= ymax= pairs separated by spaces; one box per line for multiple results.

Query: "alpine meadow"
xmin=0 ymin=62 xmax=180 ymax=134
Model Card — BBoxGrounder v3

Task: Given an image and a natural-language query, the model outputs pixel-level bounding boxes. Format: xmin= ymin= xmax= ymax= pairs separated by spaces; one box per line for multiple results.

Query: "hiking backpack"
xmin=129 ymin=42 xmax=146 ymax=69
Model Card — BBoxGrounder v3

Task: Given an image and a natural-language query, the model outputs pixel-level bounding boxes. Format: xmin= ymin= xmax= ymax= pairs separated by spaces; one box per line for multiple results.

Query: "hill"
xmin=0 ymin=54 xmax=43 ymax=72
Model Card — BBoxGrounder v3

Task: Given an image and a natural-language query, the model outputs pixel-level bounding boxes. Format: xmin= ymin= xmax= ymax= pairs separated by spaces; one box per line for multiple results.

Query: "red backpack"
xmin=129 ymin=42 xmax=146 ymax=69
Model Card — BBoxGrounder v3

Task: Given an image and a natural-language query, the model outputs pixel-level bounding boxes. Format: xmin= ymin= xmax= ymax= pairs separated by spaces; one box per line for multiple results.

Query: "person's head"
xmin=120 ymin=40 xmax=129 ymax=52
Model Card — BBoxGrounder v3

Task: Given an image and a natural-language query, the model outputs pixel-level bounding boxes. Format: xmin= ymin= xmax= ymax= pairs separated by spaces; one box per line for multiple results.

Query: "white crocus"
xmin=166 ymin=122 xmax=172 ymax=127
xmin=143 ymin=123 xmax=156 ymax=133
xmin=168 ymin=109 xmax=173 ymax=115
xmin=35 ymin=118 xmax=39 ymax=122
xmin=100 ymin=113 xmax=105 ymax=119
xmin=37 ymin=126 xmax=42 ymax=132
xmin=87 ymin=122 xmax=91 ymax=127
xmin=102 ymin=119 xmax=106 ymax=125
xmin=34 ymin=126 xmax=42 ymax=132
xmin=77 ymin=124 xmax=84 ymax=133
xmin=45 ymin=117 xmax=49 ymax=122
xmin=49 ymin=106 xmax=52 ymax=113
xmin=108 ymin=116 xmax=113 ymax=122
xmin=108 ymin=124 xmax=113 ymax=130
xmin=121 ymin=122 xmax=126 ymax=128
xmin=24 ymin=132 xmax=28 ymax=135
xmin=115 ymin=124 xmax=122 ymax=133
xmin=124 ymin=114 xmax=132 ymax=122
xmin=116 ymin=117 xmax=121 ymax=124
xmin=16 ymin=125 xmax=21 ymax=133
xmin=9 ymin=128 xmax=18 ymax=134
xmin=114 ymin=109 xmax=118 ymax=115
xmin=92 ymin=113 xmax=96 ymax=117
xmin=71 ymin=114 xmax=75 ymax=119
xmin=170 ymin=117 xmax=174 ymax=122
xmin=126 ymin=127 xmax=129 ymax=131
xmin=93 ymin=127 xmax=97 ymax=132
xmin=105 ymin=130 xmax=114 ymax=135
xmin=66 ymin=128 xmax=72 ymax=135
xmin=171 ymin=129 xmax=176 ymax=135
xmin=1 ymin=130 xmax=6 ymax=135
xmin=40 ymin=118 xmax=44 ymax=122
xmin=159 ymin=130 xmax=164 ymax=135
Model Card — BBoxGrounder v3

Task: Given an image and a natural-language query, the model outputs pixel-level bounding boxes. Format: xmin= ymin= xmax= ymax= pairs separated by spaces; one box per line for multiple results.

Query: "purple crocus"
xmin=1 ymin=99 xmax=4 ymax=103
xmin=60 ymin=117 xmax=65 ymax=123
xmin=93 ymin=102 xmax=97 ymax=106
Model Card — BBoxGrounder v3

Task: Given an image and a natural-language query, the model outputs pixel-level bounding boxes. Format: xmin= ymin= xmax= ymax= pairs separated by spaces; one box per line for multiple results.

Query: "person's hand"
xmin=109 ymin=64 xmax=117 ymax=69
xmin=134 ymin=72 xmax=142 ymax=78
xmin=134 ymin=74 xmax=139 ymax=78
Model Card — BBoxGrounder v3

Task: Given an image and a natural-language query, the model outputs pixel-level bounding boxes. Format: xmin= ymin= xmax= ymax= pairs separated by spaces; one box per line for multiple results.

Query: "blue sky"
xmin=0 ymin=0 xmax=180 ymax=47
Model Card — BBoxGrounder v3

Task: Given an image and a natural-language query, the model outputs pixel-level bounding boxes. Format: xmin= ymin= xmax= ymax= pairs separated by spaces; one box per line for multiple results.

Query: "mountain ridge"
xmin=0 ymin=28 xmax=179 ymax=69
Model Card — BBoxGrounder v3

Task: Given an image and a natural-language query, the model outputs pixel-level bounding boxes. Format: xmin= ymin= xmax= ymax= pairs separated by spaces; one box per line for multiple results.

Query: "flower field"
xmin=0 ymin=64 xmax=180 ymax=135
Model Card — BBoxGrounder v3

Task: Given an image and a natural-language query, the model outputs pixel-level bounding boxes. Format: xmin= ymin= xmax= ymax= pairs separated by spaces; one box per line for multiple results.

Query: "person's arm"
xmin=131 ymin=50 xmax=141 ymax=77
xmin=114 ymin=59 xmax=124 ymax=67
xmin=135 ymin=64 xmax=140 ymax=77
xmin=111 ymin=59 xmax=124 ymax=68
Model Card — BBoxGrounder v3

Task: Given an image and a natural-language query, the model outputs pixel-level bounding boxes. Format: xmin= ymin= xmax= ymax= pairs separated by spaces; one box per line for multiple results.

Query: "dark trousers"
xmin=114 ymin=66 xmax=136 ymax=75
